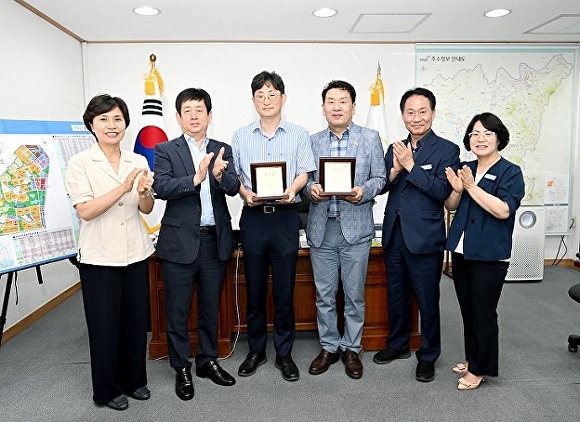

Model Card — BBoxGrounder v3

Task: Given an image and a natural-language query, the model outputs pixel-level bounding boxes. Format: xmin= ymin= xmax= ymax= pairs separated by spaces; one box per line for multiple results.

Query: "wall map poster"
xmin=416 ymin=45 xmax=577 ymax=234
xmin=0 ymin=120 xmax=94 ymax=273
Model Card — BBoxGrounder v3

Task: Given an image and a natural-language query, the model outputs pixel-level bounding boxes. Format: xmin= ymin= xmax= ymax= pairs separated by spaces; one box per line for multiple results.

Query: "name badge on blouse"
xmin=484 ymin=174 xmax=497 ymax=181
xmin=421 ymin=164 xmax=433 ymax=170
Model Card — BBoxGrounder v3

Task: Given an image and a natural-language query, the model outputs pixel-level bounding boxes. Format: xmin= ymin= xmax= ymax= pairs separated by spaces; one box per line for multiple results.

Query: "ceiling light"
xmin=133 ymin=6 xmax=160 ymax=16
xmin=313 ymin=8 xmax=337 ymax=18
xmin=484 ymin=8 xmax=511 ymax=18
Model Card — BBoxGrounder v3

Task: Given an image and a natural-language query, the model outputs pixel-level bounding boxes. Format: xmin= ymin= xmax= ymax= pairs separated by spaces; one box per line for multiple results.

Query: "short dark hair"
xmin=321 ymin=80 xmax=356 ymax=103
xmin=175 ymin=88 xmax=212 ymax=114
xmin=83 ymin=94 xmax=130 ymax=139
xmin=463 ymin=112 xmax=510 ymax=151
xmin=251 ymin=71 xmax=285 ymax=96
xmin=399 ymin=87 xmax=436 ymax=113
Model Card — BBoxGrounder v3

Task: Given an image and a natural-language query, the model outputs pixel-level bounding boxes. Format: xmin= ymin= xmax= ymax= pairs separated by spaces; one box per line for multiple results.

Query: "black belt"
xmin=247 ymin=203 xmax=297 ymax=214
xmin=328 ymin=216 xmax=340 ymax=221
xmin=199 ymin=225 xmax=216 ymax=235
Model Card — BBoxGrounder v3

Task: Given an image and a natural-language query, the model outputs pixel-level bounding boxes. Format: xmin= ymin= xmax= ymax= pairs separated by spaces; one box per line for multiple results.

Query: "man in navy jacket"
xmin=153 ymin=88 xmax=240 ymax=400
xmin=373 ymin=87 xmax=460 ymax=383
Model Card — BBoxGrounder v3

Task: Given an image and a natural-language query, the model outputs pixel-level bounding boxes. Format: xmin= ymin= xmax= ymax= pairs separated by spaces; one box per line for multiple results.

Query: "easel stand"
xmin=0 ymin=264 xmax=45 ymax=346
xmin=0 ymin=271 xmax=16 ymax=346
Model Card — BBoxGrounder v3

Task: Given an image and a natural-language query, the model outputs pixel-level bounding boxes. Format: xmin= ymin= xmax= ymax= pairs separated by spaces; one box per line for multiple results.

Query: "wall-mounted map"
xmin=0 ymin=120 xmax=94 ymax=273
xmin=416 ymin=45 xmax=577 ymax=234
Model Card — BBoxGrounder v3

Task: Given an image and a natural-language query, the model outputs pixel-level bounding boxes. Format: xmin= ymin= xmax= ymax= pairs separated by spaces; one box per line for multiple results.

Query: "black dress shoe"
xmin=372 ymin=346 xmax=411 ymax=364
xmin=416 ymin=360 xmax=435 ymax=382
xmin=106 ymin=394 xmax=128 ymax=411
xmin=130 ymin=386 xmax=150 ymax=400
xmin=275 ymin=355 xmax=299 ymax=382
xmin=238 ymin=351 xmax=267 ymax=377
xmin=197 ymin=360 xmax=236 ymax=386
xmin=175 ymin=366 xmax=194 ymax=401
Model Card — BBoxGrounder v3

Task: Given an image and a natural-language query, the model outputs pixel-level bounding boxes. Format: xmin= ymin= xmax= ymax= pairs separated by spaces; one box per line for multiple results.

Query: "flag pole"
xmin=134 ymin=54 xmax=169 ymax=236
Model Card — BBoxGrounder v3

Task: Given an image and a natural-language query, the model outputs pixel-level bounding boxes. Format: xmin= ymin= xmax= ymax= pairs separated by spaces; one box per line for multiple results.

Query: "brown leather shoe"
xmin=309 ymin=349 xmax=339 ymax=375
xmin=341 ymin=349 xmax=363 ymax=379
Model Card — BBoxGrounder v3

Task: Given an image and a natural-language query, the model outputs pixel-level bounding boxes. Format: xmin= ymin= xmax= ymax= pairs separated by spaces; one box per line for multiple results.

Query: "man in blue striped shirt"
xmin=232 ymin=71 xmax=316 ymax=382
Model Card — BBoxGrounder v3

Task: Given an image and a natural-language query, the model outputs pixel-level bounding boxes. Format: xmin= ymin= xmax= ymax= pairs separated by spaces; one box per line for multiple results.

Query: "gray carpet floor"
xmin=1 ymin=265 xmax=579 ymax=421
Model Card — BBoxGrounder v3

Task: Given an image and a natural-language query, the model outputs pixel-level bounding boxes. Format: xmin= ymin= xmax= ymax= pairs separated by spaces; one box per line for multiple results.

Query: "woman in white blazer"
xmin=66 ymin=94 xmax=154 ymax=411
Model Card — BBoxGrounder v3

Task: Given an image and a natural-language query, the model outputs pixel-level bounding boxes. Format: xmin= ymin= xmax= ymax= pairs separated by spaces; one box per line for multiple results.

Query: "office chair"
xmin=297 ymin=195 xmax=310 ymax=230
xmin=567 ymin=282 xmax=580 ymax=352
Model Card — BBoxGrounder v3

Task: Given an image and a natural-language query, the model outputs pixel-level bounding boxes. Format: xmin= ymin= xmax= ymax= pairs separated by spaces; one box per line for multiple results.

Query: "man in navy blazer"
xmin=373 ymin=87 xmax=460 ymax=383
xmin=153 ymin=88 xmax=240 ymax=400
xmin=304 ymin=80 xmax=386 ymax=379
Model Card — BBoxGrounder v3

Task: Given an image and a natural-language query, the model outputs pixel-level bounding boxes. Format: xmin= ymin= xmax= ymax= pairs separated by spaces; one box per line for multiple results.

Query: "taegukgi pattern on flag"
xmin=133 ymin=54 xmax=168 ymax=237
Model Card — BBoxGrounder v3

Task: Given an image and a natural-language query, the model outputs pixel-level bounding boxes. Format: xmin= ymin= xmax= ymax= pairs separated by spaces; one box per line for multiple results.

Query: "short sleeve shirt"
xmin=66 ymin=143 xmax=154 ymax=266
xmin=231 ymin=120 xmax=316 ymax=202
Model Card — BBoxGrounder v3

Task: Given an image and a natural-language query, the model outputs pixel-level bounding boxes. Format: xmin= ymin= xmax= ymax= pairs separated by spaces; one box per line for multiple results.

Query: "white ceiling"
xmin=17 ymin=0 xmax=580 ymax=44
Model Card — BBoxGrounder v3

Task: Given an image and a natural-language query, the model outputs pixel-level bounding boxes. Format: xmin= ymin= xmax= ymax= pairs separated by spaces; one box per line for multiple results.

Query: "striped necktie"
xmin=327 ymin=129 xmax=348 ymax=218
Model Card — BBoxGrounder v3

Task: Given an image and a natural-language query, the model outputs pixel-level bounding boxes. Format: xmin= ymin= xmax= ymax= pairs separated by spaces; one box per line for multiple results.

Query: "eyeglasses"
xmin=254 ymin=92 xmax=280 ymax=103
xmin=468 ymin=131 xmax=495 ymax=141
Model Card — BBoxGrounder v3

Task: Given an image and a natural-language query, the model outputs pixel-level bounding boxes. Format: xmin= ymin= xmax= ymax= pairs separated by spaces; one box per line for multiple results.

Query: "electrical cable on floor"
xmin=552 ymin=218 xmax=578 ymax=266
xmin=219 ymin=244 xmax=242 ymax=360
xmin=155 ymin=245 xmax=243 ymax=363
xmin=576 ymin=216 xmax=580 ymax=260
xmin=551 ymin=235 xmax=567 ymax=266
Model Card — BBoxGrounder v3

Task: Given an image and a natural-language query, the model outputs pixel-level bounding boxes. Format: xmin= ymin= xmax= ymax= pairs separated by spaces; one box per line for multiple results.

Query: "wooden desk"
xmin=148 ymin=248 xmax=420 ymax=359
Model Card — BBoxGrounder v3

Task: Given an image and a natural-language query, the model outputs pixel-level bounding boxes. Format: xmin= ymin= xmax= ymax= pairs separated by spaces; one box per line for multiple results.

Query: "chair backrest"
xmin=297 ymin=196 xmax=310 ymax=229
xmin=568 ymin=282 xmax=580 ymax=304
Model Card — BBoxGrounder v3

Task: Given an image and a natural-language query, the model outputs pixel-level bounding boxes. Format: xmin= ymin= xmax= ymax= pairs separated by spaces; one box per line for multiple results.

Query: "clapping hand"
xmin=393 ymin=141 xmax=414 ymax=172
xmin=457 ymin=165 xmax=475 ymax=190
xmin=137 ymin=168 xmax=153 ymax=197
xmin=445 ymin=165 xmax=475 ymax=193
xmin=445 ymin=167 xmax=463 ymax=193
xmin=122 ymin=168 xmax=145 ymax=193
xmin=193 ymin=151 xmax=215 ymax=186
xmin=212 ymin=147 xmax=228 ymax=182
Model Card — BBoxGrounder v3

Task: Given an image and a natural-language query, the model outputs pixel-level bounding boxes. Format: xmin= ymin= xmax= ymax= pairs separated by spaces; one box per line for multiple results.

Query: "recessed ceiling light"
xmin=133 ymin=6 xmax=160 ymax=16
xmin=313 ymin=7 xmax=338 ymax=18
xmin=484 ymin=8 xmax=511 ymax=18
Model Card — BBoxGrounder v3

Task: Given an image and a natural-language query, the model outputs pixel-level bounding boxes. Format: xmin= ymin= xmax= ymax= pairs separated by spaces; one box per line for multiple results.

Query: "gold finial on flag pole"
xmin=370 ymin=61 xmax=384 ymax=106
xmin=366 ymin=61 xmax=389 ymax=150
xmin=144 ymin=53 xmax=164 ymax=95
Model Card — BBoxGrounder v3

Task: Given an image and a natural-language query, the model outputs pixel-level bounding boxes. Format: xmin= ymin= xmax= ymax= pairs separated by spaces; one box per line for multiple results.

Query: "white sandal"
xmin=457 ymin=376 xmax=484 ymax=390
xmin=452 ymin=363 xmax=468 ymax=375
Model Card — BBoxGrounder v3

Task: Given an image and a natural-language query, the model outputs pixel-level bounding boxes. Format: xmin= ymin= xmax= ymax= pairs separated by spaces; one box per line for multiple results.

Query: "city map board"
xmin=0 ymin=120 xmax=94 ymax=273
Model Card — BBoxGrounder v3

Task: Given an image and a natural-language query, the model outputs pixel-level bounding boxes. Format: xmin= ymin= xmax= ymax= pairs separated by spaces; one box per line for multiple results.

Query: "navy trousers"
xmin=161 ymin=232 xmax=226 ymax=369
xmin=384 ymin=224 xmax=443 ymax=363
xmin=240 ymin=205 xmax=301 ymax=357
